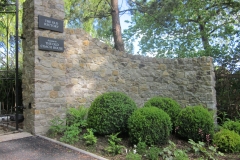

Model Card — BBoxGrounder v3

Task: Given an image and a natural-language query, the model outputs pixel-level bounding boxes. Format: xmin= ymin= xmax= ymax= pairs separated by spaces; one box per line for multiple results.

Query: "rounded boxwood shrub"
xmin=87 ymin=92 xmax=137 ymax=135
xmin=175 ymin=105 xmax=214 ymax=142
xmin=222 ymin=120 xmax=240 ymax=135
xmin=144 ymin=97 xmax=181 ymax=129
xmin=128 ymin=106 xmax=172 ymax=145
xmin=213 ymin=129 xmax=240 ymax=153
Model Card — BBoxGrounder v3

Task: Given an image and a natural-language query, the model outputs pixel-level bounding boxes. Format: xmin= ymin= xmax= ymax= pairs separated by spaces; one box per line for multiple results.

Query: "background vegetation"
xmin=0 ymin=0 xmax=239 ymax=119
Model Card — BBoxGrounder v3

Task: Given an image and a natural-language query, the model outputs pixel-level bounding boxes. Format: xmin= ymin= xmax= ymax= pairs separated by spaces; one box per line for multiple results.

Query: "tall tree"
xmin=64 ymin=0 xmax=125 ymax=51
xmin=125 ymin=0 xmax=240 ymax=59
xmin=0 ymin=0 xmax=25 ymax=69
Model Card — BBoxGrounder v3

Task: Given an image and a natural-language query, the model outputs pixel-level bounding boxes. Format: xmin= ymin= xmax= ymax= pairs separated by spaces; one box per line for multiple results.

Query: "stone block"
xmin=83 ymin=40 xmax=90 ymax=46
xmin=112 ymin=70 xmax=119 ymax=76
xmin=163 ymin=70 xmax=170 ymax=76
xmin=49 ymin=91 xmax=58 ymax=98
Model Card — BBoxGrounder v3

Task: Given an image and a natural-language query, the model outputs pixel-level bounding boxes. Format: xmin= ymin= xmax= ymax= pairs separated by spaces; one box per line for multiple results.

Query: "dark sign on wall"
xmin=38 ymin=36 xmax=64 ymax=52
xmin=38 ymin=15 xmax=64 ymax=33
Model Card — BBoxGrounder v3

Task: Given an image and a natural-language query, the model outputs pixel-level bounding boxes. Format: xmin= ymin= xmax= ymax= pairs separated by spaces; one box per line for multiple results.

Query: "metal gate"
xmin=0 ymin=0 xmax=22 ymax=134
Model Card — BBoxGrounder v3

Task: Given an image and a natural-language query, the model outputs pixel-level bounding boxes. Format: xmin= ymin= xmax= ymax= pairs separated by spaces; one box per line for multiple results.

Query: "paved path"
xmin=0 ymin=132 xmax=108 ymax=160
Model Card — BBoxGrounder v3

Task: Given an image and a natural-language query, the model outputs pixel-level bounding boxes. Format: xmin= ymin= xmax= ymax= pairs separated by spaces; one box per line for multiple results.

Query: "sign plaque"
xmin=38 ymin=36 xmax=64 ymax=52
xmin=38 ymin=15 xmax=64 ymax=33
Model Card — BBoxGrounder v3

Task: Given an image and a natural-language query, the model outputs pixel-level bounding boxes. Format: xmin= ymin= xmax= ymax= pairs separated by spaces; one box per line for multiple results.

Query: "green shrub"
xmin=83 ymin=128 xmax=97 ymax=146
xmin=175 ymin=105 xmax=214 ymax=142
xmin=47 ymin=116 xmax=65 ymax=137
xmin=136 ymin=140 xmax=147 ymax=155
xmin=160 ymin=141 xmax=189 ymax=160
xmin=144 ymin=97 xmax=181 ymax=129
xmin=213 ymin=129 xmax=240 ymax=153
xmin=128 ymin=107 xmax=172 ymax=145
xmin=146 ymin=146 xmax=160 ymax=160
xmin=222 ymin=120 xmax=240 ymax=135
xmin=66 ymin=106 xmax=88 ymax=127
xmin=188 ymin=139 xmax=224 ymax=159
xmin=126 ymin=152 xmax=142 ymax=160
xmin=60 ymin=123 xmax=81 ymax=144
xmin=105 ymin=132 xmax=125 ymax=156
xmin=87 ymin=92 xmax=137 ymax=135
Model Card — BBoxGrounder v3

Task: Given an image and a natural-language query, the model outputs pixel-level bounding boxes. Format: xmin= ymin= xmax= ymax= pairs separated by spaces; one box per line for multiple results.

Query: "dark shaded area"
xmin=0 ymin=136 xmax=98 ymax=160
xmin=215 ymin=69 xmax=240 ymax=123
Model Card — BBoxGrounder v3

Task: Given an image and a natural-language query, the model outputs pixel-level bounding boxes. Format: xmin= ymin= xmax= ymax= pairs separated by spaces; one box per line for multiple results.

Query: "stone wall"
xmin=22 ymin=0 xmax=216 ymax=134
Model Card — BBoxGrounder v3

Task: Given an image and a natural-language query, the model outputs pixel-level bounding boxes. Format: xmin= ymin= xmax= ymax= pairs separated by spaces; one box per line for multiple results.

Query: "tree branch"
xmin=119 ymin=9 xmax=137 ymax=15
xmin=104 ymin=0 xmax=114 ymax=10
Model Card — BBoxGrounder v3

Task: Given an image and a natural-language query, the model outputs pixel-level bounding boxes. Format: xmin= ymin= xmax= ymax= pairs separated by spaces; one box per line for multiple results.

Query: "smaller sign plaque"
xmin=38 ymin=15 xmax=64 ymax=33
xmin=38 ymin=36 xmax=64 ymax=52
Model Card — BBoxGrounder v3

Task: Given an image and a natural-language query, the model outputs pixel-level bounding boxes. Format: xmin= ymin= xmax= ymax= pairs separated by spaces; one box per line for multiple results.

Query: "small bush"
xmin=144 ymin=97 xmax=181 ymax=129
xmin=175 ymin=105 xmax=214 ymax=142
xmin=126 ymin=152 xmax=142 ymax=160
xmin=128 ymin=107 xmax=172 ymax=145
xmin=213 ymin=129 xmax=240 ymax=153
xmin=66 ymin=106 xmax=88 ymax=127
xmin=47 ymin=116 xmax=65 ymax=137
xmin=87 ymin=92 xmax=137 ymax=135
xmin=188 ymin=139 xmax=224 ymax=159
xmin=146 ymin=146 xmax=160 ymax=160
xmin=105 ymin=132 xmax=125 ymax=156
xmin=222 ymin=120 xmax=240 ymax=135
xmin=136 ymin=141 xmax=147 ymax=155
xmin=160 ymin=141 xmax=189 ymax=160
xmin=60 ymin=123 xmax=80 ymax=144
xmin=83 ymin=128 xmax=97 ymax=146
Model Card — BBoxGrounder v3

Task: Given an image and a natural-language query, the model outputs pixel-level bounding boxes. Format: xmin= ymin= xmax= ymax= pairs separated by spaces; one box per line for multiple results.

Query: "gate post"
xmin=22 ymin=0 xmax=65 ymax=134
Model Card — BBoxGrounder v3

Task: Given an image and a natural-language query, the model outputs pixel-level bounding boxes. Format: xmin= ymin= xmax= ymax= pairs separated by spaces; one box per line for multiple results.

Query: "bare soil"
xmin=0 ymin=122 xmax=23 ymax=135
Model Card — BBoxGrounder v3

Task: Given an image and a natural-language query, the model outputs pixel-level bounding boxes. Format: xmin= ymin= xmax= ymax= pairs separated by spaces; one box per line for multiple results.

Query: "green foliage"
xmin=174 ymin=150 xmax=189 ymax=160
xmin=222 ymin=120 xmax=240 ymax=135
xmin=0 ymin=68 xmax=23 ymax=114
xmin=107 ymin=132 xmax=122 ymax=144
xmin=128 ymin=107 xmax=172 ymax=145
xmin=159 ymin=141 xmax=189 ymax=160
xmin=136 ymin=140 xmax=147 ymax=155
xmin=188 ymin=139 xmax=224 ymax=160
xmin=146 ymin=146 xmax=160 ymax=160
xmin=105 ymin=132 xmax=124 ymax=156
xmin=87 ymin=92 xmax=137 ymax=135
xmin=125 ymin=0 xmax=239 ymax=59
xmin=66 ymin=106 xmax=88 ymax=128
xmin=60 ymin=123 xmax=81 ymax=144
xmin=126 ymin=152 xmax=142 ymax=160
xmin=175 ymin=105 xmax=214 ymax=142
xmin=83 ymin=128 xmax=97 ymax=146
xmin=64 ymin=0 xmax=115 ymax=48
xmin=59 ymin=106 xmax=89 ymax=144
xmin=213 ymin=129 xmax=240 ymax=153
xmin=144 ymin=97 xmax=181 ymax=129
xmin=47 ymin=116 xmax=65 ymax=137
xmin=48 ymin=106 xmax=89 ymax=144
xmin=215 ymin=67 xmax=240 ymax=121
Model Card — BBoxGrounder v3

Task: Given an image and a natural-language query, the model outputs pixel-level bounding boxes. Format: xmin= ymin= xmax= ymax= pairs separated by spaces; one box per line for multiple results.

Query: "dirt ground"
xmin=47 ymin=131 xmax=240 ymax=160
xmin=0 ymin=122 xmax=23 ymax=135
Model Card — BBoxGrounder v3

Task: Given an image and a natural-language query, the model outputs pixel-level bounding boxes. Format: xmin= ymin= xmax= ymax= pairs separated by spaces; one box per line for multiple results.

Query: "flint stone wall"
xmin=22 ymin=0 xmax=216 ymax=134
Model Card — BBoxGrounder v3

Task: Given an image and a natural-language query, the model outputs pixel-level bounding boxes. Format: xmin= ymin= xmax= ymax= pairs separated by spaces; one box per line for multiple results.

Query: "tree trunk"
xmin=111 ymin=0 xmax=125 ymax=51
xmin=199 ymin=23 xmax=211 ymax=56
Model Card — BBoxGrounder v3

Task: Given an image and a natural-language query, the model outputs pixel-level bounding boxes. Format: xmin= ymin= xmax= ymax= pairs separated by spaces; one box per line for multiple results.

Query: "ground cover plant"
xmin=46 ymin=92 xmax=240 ymax=160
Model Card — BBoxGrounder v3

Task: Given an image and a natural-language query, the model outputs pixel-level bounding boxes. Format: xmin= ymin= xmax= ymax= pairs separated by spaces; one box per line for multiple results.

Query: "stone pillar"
xmin=22 ymin=0 xmax=65 ymax=134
